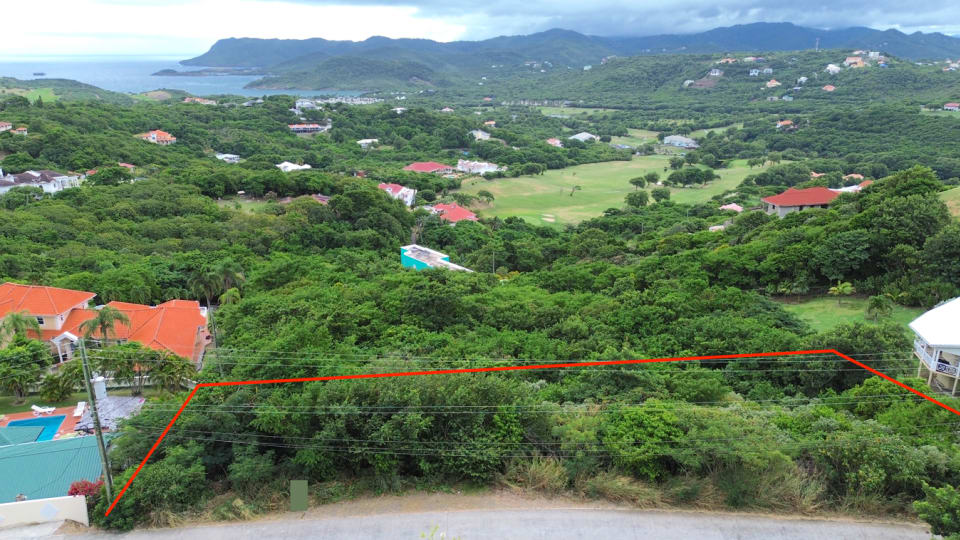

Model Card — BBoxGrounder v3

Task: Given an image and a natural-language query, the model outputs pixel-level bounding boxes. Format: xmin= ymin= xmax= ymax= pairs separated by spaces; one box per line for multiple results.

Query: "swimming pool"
xmin=7 ymin=415 xmax=66 ymax=442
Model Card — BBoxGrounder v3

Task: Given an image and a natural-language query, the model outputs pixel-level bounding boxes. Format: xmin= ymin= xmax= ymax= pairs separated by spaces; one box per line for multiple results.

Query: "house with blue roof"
xmin=0 ymin=431 xmax=107 ymax=503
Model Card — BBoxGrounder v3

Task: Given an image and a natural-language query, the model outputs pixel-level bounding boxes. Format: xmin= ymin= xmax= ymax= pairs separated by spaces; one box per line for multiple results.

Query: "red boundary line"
xmin=103 ymin=348 xmax=959 ymax=516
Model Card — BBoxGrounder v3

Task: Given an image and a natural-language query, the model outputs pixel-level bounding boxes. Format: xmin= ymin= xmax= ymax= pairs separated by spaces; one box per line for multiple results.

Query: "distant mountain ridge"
xmin=181 ymin=22 xmax=960 ymax=90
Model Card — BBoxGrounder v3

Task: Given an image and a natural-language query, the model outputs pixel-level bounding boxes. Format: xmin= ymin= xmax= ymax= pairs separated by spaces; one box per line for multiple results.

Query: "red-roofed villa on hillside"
xmin=762 ymin=187 xmax=840 ymax=218
xmin=945 ymin=103 xmax=960 ymax=111
xmin=0 ymin=283 xmax=209 ymax=366
xmin=403 ymin=162 xmax=454 ymax=174
xmin=430 ymin=202 xmax=478 ymax=223
xmin=378 ymin=182 xmax=417 ymax=206
xmin=135 ymin=129 xmax=176 ymax=145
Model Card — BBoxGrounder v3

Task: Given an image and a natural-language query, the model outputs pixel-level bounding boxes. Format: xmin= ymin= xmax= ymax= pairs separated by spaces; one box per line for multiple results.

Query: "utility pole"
xmin=79 ymin=339 xmax=113 ymax=500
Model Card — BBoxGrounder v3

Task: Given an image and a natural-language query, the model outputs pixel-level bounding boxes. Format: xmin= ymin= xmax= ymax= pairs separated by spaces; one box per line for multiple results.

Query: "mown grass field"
xmin=776 ymin=296 xmax=924 ymax=333
xmin=0 ymin=86 xmax=58 ymax=102
xmin=216 ymin=197 xmax=274 ymax=213
xmin=459 ymin=156 xmax=767 ymax=226
xmin=941 ymin=186 xmax=960 ymax=218
xmin=611 ymin=128 xmax=659 ymax=147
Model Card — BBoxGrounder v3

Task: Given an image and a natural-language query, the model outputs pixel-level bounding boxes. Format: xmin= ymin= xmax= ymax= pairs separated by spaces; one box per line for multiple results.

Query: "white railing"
xmin=915 ymin=338 xmax=959 ymax=377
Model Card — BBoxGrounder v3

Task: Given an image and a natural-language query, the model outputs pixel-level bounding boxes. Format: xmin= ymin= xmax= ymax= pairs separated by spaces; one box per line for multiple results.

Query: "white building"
xmin=378 ymin=183 xmax=417 ymax=207
xmin=0 ymin=121 xmax=11 ymax=133
xmin=276 ymin=162 xmax=312 ymax=172
xmin=568 ymin=132 xmax=598 ymax=143
xmin=469 ymin=129 xmax=490 ymax=141
xmin=825 ymin=64 xmax=843 ymax=74
xmin=357 ymin=138 xmax=378 ymax=149
xmin=663 ymin=135 xmax=699 ymax=148
xmin=749 ymin=69 xmax=760 ymax=77
xmin=797 ymin=76 xmax=808 ymax=84
xmin=762 ymin=67 xmax=774 ymax=74
xmin=0 ymin=169 xmax=82 ymax=195
xmin=912 ymin=297 xmax=960 ymax=395
xmin=456 ymin=159 xmax=502 ymax=174
xmin=392 ymin=107 xmax=407 ymax=114
xmin=215 ymin=153 xmax=240 ymax=164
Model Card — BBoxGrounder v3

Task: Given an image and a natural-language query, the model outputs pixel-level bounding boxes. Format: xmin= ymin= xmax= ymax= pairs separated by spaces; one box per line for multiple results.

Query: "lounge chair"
xmin=74 ymin=401 xmax=86 ymax=418
xmin=31 ymin=404 xmax=55 ymax=416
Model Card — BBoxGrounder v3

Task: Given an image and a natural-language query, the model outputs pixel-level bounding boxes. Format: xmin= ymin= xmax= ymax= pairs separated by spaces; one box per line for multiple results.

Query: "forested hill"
xmin=184 ymin=23 xmax=960 ymax=71
xmin=182 ymin=24 xmax=960 ymax=92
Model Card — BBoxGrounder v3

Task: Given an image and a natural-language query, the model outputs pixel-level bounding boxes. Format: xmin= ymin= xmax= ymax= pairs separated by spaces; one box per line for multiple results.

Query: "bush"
xmin=914 ymin=482 xmax=960 ymax=539
xmin=501 ymin=457 xmax=568 ymax=495
xmin=578 ymin=472 xmax=662 ymax=507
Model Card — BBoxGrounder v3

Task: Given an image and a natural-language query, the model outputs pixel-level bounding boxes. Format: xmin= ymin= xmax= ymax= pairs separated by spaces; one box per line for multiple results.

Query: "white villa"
xmin=912 ymin=297 xmax=960 ymax=395
xmin=456 ymin=159 xmax=502 ymax=174
xmin=568 ymin=132 xmax=598 ymax=143
xmin=663 ymin=135 xmax=699 ymax=148
xmin=276 ymin=161 xmax=312 ymax=172
xmin=357 ymin=138 xmax=378 ymax=149
xmin=0 ymin=169 xmax=82 ymax=195
xmin=215 ymin=153 xmax=240 ymax=164
xmin=470 ymin=129 xmax=490 ymax=141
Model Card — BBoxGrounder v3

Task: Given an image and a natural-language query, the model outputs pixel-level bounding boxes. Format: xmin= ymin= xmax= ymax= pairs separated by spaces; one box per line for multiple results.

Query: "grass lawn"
xmin=776 ymin=296 xmax=924 ymax=333
xmin=217 ymin=197 xmax=274 ymax=213
xmin=689 ymin=123 xmax=743 ymax=138
xmin=0 ymin=387 xmax=165 ymax=416
xmin=538 ymin=106 xmax=618 ymax=116
xmin=1 ymin=87 xmax=58 ymax=102
xmin=611 ymin=128 xmax=660 ymax=147
xmin=940 ymin=186 xmax=960 ymax=218
xmin=459 ymin=156 xmax=768 ymax=226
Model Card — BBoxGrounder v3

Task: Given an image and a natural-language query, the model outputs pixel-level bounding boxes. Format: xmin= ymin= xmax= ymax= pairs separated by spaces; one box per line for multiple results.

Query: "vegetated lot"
xmin=538 ymin=106 xmax=619 ymax=116
xmin=776 ymin=296 xmax=925 ymax=333
xmin=688 ymin=123 xmax=744 ymax=138
xmin=940 ymin=186 xmax=960 ymax=218
xmin=1 ymin=86 xmax=58 ymax=102
xmin=215 ymin=197 xmax=275 ymax=213
xmin=611 ymin=128 xmax=660 ymax=147
xmin=460 ymin=156 xmax=768 ymax=225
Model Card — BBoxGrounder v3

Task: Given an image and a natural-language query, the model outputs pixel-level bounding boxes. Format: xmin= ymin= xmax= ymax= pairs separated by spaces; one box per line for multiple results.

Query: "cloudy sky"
xmin=4 ymin=0 xmax=960 ymax=56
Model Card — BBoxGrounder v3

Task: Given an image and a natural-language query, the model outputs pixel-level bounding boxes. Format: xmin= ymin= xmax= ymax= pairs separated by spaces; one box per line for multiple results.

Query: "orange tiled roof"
xmin=0 ymin=283 xmax=95 ymax=317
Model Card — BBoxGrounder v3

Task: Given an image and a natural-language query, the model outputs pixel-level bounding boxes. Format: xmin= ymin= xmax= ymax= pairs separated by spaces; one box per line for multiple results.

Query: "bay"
xmin=0 ymin=55 xmax=361 ymax=97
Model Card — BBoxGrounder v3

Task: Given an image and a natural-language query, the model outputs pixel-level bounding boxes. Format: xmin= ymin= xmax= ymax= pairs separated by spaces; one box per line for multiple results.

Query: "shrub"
xmin=501 ymin=457 xmax=568 ymax=495
xmin=914 ymin=482 xmax=960 ymax=539
xmin=578 ymin=472 xmax=662 ymax=507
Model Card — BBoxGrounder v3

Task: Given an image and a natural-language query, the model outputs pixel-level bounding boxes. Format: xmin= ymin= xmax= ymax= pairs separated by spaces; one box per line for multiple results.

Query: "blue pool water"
xmin=7 ymin=415 xmax=66 ymax=442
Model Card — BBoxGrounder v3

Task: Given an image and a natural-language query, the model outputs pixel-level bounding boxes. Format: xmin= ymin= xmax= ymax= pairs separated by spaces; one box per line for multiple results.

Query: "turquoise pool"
xmin=7 ymin=415 xmax=66 ymax=442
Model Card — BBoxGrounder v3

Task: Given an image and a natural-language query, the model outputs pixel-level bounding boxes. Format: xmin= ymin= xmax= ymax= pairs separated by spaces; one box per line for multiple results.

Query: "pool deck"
xmin=0 ymin=406 xmax=81 ymax=440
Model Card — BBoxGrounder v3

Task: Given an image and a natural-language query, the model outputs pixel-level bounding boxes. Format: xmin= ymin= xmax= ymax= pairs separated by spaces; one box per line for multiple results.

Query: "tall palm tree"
xmin=866 ymin=294 xmax=894 ymax=321
xmin=212 ymin=259 xmax=245 ymax=293
xmin=151 ymin=352 xmax=194 ymax=393
xmin=0 ymin=310 xmax=41 ymax=343
xmin=78 ymin=306 xmax=130 ymax=347
xmin=188 ymin=268 xmax=221 ymax=307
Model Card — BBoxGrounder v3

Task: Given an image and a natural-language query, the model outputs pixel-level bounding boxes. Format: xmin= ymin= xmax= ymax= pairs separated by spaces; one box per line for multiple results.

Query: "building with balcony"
xmin=911 ymin=297 xmax=960 ymax=395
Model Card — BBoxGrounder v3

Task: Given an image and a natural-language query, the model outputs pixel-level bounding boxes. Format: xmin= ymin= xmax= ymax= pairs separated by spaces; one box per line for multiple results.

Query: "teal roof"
xmin=0 ymin=426 xmax=43 ymax=447
xmin=0 ymin=436 xmax=106 ymax=502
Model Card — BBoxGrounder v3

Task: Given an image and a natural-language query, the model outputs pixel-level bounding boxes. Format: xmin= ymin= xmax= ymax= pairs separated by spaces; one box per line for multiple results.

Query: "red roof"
xmin=822 ymin=85 xmax=836 ymax=91
xmin=843 ymin=173 xmax=865 ymax=180
xmin=403 ymin=162 xmax=451 ymax=173
xmin=118 ymin=163 xmax=135 ymax=169
xmin=378 ymin=183 xmax=406 ymax=196
xmin=946 ymin=103 xmax=960 ymax=107
xmin=433 ymin=202 xmax=478 ymax=223
xmin=0 ymin=283 xmax=95 ymax=317
xmin=762 ymin=187 xmax=839 ymax=207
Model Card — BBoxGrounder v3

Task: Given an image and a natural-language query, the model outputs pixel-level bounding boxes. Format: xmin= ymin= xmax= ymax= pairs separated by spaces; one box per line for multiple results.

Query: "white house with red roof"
xmin=0 ymin=121 xmax=11 ymax=133
xmin=0 ymin=283 xmax=209 ymax=365
xmin=378 ymin=182 xmax=417 ymax=207
xmin=546 ymin=138 xmax=563 ymax=148
xmin=403 ymin=162 xmax=454 ymax=174
xmin=944 ymin=103 xmax=960 ymax=111
xmin=430 ymin=202 xmax=478 ymax=224
xmin=136 ymin=130 xmax=176 ymax=145
xmin=761 ymin=187 xmax=839 ymax=217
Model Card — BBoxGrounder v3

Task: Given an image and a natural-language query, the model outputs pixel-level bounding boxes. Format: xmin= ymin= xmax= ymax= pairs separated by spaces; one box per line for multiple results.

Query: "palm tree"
xmin=866 ymin=294 xmax=894 ymax=321
xmin=0 ymin=311 xmax=41 ymax=343
xmin=188 ymin=268 xmax=220 ymax=307
xmin=0 ymin=362 xmax=42 ymax=404
xmin=78 ymin=306 xmax=130 ymax=347
xmin=212 ymin=259 xmax=245 ymax=293
xmin=151 ymin=352 xmax=195 ymax=393
xmin=828 ymin=281 xmax=855 ymax=305
xmin=219 ymin=287 xmax=242 ymax=306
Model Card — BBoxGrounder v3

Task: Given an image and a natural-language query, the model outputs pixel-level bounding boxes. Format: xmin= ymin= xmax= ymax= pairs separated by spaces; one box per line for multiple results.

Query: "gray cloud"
xmin=254 ymin=0 xmax=960 ymax=39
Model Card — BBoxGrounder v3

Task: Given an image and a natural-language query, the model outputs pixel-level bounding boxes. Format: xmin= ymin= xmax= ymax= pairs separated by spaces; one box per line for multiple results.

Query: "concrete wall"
xmin=0 ymin=495 xmax=89 ymax=529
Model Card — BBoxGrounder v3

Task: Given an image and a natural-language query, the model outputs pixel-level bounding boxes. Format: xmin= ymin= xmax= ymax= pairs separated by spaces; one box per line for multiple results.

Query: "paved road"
xmin=46 ymin=508 xmax=929 ymax=540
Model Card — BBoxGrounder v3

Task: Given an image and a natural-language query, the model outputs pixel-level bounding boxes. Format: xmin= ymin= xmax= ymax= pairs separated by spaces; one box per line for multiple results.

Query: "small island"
xmin=152 ymin=67 xmax=265 ymax=77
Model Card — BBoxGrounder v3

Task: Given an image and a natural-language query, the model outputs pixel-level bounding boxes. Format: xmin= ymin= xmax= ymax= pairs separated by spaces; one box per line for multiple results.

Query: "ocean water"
xmin=0 ymin=55 xmax=352 ymax=97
